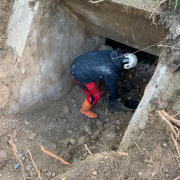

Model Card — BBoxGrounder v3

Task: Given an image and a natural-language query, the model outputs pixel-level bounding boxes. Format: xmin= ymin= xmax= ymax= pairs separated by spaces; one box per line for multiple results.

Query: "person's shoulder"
xmin=89 ymin=50 xmax=112 ymax=55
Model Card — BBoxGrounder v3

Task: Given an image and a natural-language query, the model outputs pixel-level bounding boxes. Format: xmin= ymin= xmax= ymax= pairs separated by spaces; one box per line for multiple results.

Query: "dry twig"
xmin=157 ymin=45 xmax=180 ymax=50
xmin=9 ymin=132 xmax=26 ymax=180
xmin=118 ymin=152 xmax=128 ymax=156
xmin=171 ymin=133 xmax=180 ymax=158
xmin=89 ymin=0 xmax=104 ymax=3
xmin=41 ymin=146 xmax=71 ymax=166
xmin=158 ymin=111 xmax=180 ymax=158
xmin=172 ymin=63 xmax=180 ymax=73
xmin=157 ymin=111 xmax=177 ymax=138
xmin=161 ymin=111 xmax=180 ymax=127
xmin=149 ymin=0 xmax=167 ymax=19
xmin=0 ymin=129 xmax=11 ymax=138
xmin=27 ymin=149 xmax=43 ymax=180
xmin=174 ymin=174 xmax=180 ymax=180
xmin=84 ymin=144 xmax=93 ymax=156
xmin=112 ymin=42 xmax=161 ymax=59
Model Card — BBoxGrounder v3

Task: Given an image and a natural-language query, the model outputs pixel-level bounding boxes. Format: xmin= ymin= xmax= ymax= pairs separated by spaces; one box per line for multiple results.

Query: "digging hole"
xmin=104 ymin=38 xmax=159 ymax=109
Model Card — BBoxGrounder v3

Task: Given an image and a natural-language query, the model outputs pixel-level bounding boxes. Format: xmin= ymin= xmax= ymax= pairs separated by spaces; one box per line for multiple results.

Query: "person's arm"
xmin=104 ymin=75 xmax=120 ymax=100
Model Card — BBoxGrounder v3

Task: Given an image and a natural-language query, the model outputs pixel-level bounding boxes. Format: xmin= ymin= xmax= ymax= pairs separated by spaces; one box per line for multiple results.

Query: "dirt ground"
xmin=1 ymin=0 xmax=180 ymax=180
xmin=0 ymin=0 xmax=14 ymax=61
xmin=1 ymin=84 xmax=180 ymax=180
xmin=0 ymin=56 xmax=180 ymax=180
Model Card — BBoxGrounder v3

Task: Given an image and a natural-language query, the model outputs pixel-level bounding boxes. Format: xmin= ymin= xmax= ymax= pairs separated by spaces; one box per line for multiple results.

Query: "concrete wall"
xmin=119 ymin=10 xmax=180 ymax=151
xmin=0 ymin=0 xmax=105 ymax=114
xmin=61 ymin=0 xmax=168 ymax=56
xmin=111 ymin=0 xmax=159 ymax=12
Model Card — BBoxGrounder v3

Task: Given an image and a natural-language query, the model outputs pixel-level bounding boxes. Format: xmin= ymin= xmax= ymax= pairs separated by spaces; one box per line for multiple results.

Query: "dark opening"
xmin=105 ymin=38 xmax=159 ymax=109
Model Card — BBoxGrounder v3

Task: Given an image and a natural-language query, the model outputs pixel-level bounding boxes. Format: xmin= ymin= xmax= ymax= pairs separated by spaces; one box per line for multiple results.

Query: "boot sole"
xmin=79 ymin=112 xmax=97 ymax=119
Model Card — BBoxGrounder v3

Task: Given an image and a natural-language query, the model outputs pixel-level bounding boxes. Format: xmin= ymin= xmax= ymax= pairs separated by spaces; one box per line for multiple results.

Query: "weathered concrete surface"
xmin=119 ymin=39 xmax=180 ymax=151
xmin=61 ymin=0 xmax=168 ymax=56
xmin=1 ymin=0 xmax=105 ymax=113
xmin=111 ymin=0 xmax=160 ymax=12
xmin=118 ymin=8 xmax=180 ymax=151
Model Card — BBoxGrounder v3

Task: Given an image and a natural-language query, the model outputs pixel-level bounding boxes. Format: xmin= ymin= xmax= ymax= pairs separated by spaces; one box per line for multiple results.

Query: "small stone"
xmin=166 ymin=48 xmax=171 ymax=53
xmin=70 ymin=138 xmax=76 ymax=145
xmin=18 ymin=154 xmax=23 ymax=158
xmin=143 ymin=78 xmax=148 ymax=83
xmin=163 ymin=143 xmax=167 ymax=147
xmin=129 ymin=74 xmax=132 ymax=79
xmin=84 ymin=126 xmax=92 ymax=135
xmin=92 ymin=171 xmax=97 ymax=176
xmin=72 ymin=99 xmax=76 ymax=103
xmin=26 ymin=130 xmax=36 ymax=140
xmin=52 ymin=172 xmax=56 ymax=177
xmin=42 ymin=116 xmax=46 ymax=120
xmin=105 ymin=108 xmax=109 ymax=116
xmin=102 ymin=129 xmax=116 ymax=142
xmin=31 ymin=168 xmax=35 ymax=172
xmin=30 ymin=171 xmax=37 ymax=177
xmin=42 ymin=169 xmax=48 ymax=173
xmin=78 ymin=136 xmax=85 ymax=146
xmin=62 ymin=138 xmax=70 ymax=146
xmin=28 ymin=133 xmax=36 ymax=140
xmin=21 ymin=156 xmax=26 ymax=161
xmin=116 ymin=120 xmax=120 ymax=124
xmin=68 ymin=130 xmax=72 ymax=134
xmin=63 ymin=106 xmax=70 ymax=114
xmin=45 ymin=171 xmax=52 ymax=177
xmin=26 ymin=165 xmax=32 ymax=172
xmin=139 ymin=172 xmax=142 ymax=176
xmin=72 ymin=158 xmax=77 ymax=164
xmin=0 ymin=150 xmax=7 ymax=159
xmin=61 ymin=152 xmax=71 ymax=161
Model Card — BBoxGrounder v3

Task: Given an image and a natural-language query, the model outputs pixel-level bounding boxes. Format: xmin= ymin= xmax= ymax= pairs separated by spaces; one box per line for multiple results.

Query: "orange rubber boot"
xmin=80 ymin=98 xmax=98 ymax=119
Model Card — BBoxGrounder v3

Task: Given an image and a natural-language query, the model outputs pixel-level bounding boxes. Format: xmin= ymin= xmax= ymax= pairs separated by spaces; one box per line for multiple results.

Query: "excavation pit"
xmin=99 ymin=38 xmax=159 ymax=110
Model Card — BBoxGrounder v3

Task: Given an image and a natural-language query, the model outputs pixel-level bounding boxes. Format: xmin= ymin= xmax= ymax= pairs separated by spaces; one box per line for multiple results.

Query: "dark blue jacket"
xmin=70 ymin=50 xmax=124 ymax=100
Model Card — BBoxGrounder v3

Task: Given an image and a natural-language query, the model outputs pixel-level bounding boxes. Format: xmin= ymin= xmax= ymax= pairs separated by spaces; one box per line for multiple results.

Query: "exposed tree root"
xmin=27 ymin=149 xmax=43 ymax=180
xmin=157 ymin=110 xmax=180 ymax=158
xmin=161 ymin=110 xmax=180 ymax=127
xmin=118 ymin=152 xmax=128 ymax=156
xmin=9 ymin=131 xmax=26 ymax=180
xmin=89 ymin=0 xmax=104 ymax=3
xmin=157 ymin=45 xmax=180 ymax=50
xmin=85 ymin=144 xmax=93 ymax=156
xmin=0 ymin=129 xmax=11 ymax=138
xmin=174 ymin=174 xmax=180 ymax=180
xmin=157 ymin=111 xmax=177 ymax=138
xmin=149 ymin=0 xmax=167 ymax=19
xmin=41 ymin=146 xmax=72 ymax=166
xmin=171 ymin=133 xmax=180 ymax=157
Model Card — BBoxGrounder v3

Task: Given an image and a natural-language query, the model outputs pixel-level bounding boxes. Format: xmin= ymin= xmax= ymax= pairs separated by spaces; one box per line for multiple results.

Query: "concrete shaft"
xmin=61 ymin=0 xmax=168 ymax=56
xmin=1 ymin=0 xmax=105 ymax=113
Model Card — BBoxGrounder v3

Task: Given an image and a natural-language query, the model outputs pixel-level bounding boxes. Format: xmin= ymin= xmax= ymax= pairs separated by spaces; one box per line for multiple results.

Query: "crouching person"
xmin=70 ymin=50 xmax=138 ymax=119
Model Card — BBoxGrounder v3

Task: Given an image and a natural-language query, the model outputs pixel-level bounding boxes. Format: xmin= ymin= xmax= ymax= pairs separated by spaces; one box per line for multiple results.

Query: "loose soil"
xmin=1 ymin=85 xmax=180 ymax=180
xmin=0 ymin=0 xmax=14 ymax=61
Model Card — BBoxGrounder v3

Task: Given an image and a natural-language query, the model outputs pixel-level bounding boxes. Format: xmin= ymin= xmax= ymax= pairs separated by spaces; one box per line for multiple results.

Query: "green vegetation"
xmin=159 ymin=0 xmax=179 ymax=12
xmin=173 ymin=0 xmax=179 ymax=12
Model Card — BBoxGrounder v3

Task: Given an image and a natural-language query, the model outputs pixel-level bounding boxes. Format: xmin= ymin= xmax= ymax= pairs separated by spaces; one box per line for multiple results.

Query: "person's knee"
xmin=93 ymin=93 xmax=101 ymax=104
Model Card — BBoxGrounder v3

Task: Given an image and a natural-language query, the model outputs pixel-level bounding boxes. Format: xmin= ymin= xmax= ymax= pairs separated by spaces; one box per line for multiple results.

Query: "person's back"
xmin=71 ymin=50 xmax=120 ymax=84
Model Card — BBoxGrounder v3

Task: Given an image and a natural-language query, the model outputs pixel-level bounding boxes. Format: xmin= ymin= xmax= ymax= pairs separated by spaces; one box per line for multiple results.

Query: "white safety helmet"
xmin=123 ymin=53 xmax=138 ymax=69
